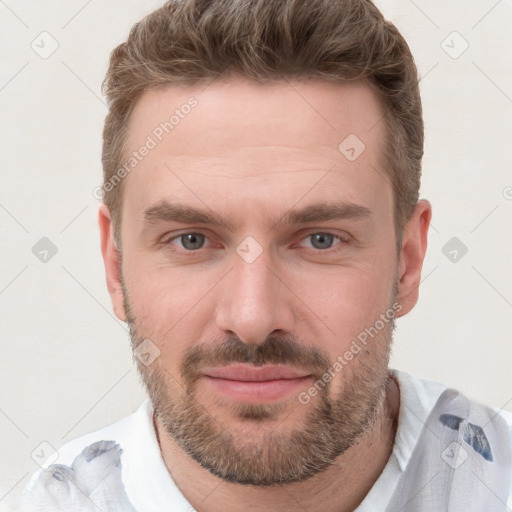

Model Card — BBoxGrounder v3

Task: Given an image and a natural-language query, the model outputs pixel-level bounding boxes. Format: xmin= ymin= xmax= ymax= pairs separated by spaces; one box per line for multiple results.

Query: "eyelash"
xmin=160 ymin=231 xmax=350 ymax=254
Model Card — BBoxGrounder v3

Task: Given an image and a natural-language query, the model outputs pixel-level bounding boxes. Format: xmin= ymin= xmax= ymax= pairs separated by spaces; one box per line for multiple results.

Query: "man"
xmin=16 ymin=0 xmax=512 ymax=511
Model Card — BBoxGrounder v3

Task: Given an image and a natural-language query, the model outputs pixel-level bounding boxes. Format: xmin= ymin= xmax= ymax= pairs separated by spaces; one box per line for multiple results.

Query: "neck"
xmin=154 ymin=373 xmax=400 ymax=512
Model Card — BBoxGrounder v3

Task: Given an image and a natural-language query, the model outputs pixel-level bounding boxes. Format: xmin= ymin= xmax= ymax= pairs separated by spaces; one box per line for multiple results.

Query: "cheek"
xmin=125 ymin=260 xmax=206 ymax=317
xmin=124 ymin=265 xmax=216 ymax=355
xmin=302 ymin=271 xmax=395 ymax=394
xmin=293 ymin=264 xmax=395 ymax=353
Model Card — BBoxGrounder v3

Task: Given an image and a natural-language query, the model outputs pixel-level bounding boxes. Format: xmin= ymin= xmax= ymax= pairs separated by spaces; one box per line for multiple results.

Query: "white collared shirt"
xmin=16 ymin=369 xmax=512 ymax=511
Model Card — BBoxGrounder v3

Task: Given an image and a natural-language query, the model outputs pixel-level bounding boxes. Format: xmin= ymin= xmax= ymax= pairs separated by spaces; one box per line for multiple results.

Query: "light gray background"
xmin=1 ymin=0 xmax=511 ymax=509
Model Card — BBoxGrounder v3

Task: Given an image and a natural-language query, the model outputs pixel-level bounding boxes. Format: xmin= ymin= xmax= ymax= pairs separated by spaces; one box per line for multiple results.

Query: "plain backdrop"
xmin=1 ymin=0 xmax=511 ymax=509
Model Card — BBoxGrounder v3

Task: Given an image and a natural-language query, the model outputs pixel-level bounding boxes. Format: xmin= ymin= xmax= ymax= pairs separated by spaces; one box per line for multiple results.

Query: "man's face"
xmin=103 ymin=76 xmax=411 ymax=485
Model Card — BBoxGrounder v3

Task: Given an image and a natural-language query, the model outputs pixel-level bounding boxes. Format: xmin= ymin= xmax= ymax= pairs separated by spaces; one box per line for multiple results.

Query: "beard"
xmin=122 ymin=278 xmax=397 ymax=487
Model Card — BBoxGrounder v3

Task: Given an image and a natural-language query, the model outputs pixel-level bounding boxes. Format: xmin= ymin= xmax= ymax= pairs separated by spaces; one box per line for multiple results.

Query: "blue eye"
xmin=162 ymin=231 xmax=347 ymax=255
xmin=308 ymin=233 xmax=336 ymax=250
xmin=300 ymin=232 xmax=346 ymax=251
xmin=171 ymin=233 xmax=207 ymax=251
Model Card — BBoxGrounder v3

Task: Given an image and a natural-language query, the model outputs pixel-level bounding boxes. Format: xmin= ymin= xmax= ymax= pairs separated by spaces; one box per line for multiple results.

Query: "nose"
xmin=215 ymin=245 xmax=296 ymax=345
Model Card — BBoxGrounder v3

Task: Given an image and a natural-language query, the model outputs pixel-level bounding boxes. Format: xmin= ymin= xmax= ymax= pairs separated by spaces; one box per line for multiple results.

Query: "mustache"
xmin=180 ymin=335 xmax=332 ymax=385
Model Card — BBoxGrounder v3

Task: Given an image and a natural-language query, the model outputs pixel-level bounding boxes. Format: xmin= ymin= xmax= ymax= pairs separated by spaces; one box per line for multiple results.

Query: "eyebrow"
xmin=143 ymin=200 xmax=372 ymax=231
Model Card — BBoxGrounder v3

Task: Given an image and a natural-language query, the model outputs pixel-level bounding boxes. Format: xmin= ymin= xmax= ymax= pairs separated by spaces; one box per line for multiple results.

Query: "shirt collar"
xmin=389 ymin=368 xmax=446 ymax=471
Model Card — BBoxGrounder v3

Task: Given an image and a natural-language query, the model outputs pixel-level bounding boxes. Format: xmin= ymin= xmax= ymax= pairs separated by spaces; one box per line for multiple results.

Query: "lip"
xmin=200 ymin=364 xmax=312 ymax=381
xmin=199 ymin=365 xmax=313 ymax=403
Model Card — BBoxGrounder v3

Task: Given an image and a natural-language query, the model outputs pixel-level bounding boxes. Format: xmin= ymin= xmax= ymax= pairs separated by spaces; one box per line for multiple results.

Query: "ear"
xmin=98 ymin=204 xmax=127 ymax=322
xmin=396 ymin=199 xmax=432 ymax=318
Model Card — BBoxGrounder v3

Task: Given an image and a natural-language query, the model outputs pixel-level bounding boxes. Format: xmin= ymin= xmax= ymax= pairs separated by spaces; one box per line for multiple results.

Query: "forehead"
xmin=127 ymin=75 xmax=386 ymax=155
xmin=121 ymin=75 xmax=391 ymax=227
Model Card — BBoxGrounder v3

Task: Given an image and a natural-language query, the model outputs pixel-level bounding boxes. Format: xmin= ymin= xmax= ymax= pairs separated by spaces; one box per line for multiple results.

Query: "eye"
xmin=165 ymin=232 xmax=209 ymax=251
xmin=161 ymin=230 xmax=348 ymax=255
xmin=299 ymin=232 xmax=346 ymax=251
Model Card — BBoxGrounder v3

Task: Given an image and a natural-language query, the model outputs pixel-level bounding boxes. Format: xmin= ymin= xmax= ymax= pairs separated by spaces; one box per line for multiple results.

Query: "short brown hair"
xmin=102 ymin=0 xmax=423 ymax=249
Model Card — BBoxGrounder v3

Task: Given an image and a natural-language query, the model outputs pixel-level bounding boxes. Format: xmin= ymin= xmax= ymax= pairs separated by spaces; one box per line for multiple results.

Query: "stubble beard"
xmin=122 ymin=279 xmax=396 ymax=486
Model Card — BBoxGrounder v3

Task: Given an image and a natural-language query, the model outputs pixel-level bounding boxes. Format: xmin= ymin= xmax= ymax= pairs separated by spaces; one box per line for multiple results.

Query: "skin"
xmin=98 ymin=74 xmax=431 ymax=512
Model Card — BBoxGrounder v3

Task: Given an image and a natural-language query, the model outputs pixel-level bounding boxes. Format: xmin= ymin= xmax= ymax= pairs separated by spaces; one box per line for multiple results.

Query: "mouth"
xmin=199 ymin=364 xmax=313 ymax=403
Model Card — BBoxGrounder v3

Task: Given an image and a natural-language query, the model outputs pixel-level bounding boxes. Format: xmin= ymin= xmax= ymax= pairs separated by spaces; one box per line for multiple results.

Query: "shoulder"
xmin=390 ymin=368 xmax=512 ymax=508
xmin=391 ymin=368 xmax=512 ymax=427
xmin=15 ymin=400 xmax=152 ymax=511
xmin=494 ymin=407 xmax=512 ymax=428
xmin=47 ymin=400 xmax=151 ymax=467
xmin=391 ymin=368 xmax=512 ymax=434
